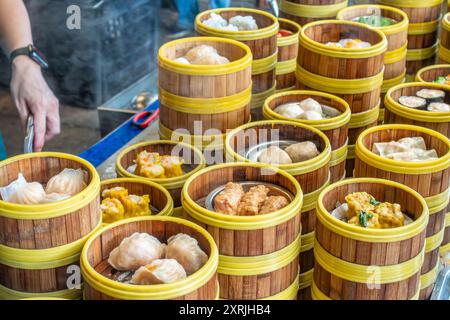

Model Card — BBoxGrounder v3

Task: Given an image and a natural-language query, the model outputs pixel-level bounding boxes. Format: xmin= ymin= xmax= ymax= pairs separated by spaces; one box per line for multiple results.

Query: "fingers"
xmin=44 ymin=97 xmax=60 ymax=142
xmin=31 ymin=105 xmax=47 ymax=152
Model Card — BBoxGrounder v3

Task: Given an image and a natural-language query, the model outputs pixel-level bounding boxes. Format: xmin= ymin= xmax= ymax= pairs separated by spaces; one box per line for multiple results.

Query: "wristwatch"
xmin=9 ymin=44 xmax=49 ymax=70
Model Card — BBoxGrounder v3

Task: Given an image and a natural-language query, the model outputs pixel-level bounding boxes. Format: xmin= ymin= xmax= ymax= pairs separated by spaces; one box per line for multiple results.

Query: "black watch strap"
xmin=9 ymin=44 xmax=49 ymax=70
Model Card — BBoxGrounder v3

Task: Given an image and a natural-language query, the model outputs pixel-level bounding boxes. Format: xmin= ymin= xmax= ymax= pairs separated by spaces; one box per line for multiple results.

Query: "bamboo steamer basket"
xmin=182 ymin=163 xmax=303 ymax=299
xmin=262 ymin=90 xmax=351 ymax=183
xmin=1 ymin=285 xmax=82 ymax=300
xmin=295 ymin=20 xmax=387 ymax=175
xmin=406 ymin=44 xmax=438 ymax=80
xmin=440 ymin=13 xmax=450 ymax=64
xmin=416 ymin=64 xmax=450 ymax=83
xmin=377 ymin=0 xmax=443 ymax=50
xmin=313 ymin=177 xmax=428 ymax=300
xmin=100 ymin=178 xmax=174 ymax=223
xmin=354 ymin=124 xmax=450 ymax=299
xmin=0 ymin=152 xmax=101 ymax=297
xmin=440 ymin=210 xmax=450 ymax=256
xmin=115 ymin=141 xmax=206 ymax=215
xmin=384 ymin=83 xmax=450 ymax=137
xmin=224 ymin=122 xmax=330 ymax=299
xmin=279 ymin=0 xmax=349 ymax=26
xmin=195 ymin=8 xmax=279 ymax=119
xmin=81 ymin=216 xmax=218 ymax=300
xmin=158 ymin=37 xmax=252 ymax=143
xmin=276 ymin=18 xmax=301 ymax=93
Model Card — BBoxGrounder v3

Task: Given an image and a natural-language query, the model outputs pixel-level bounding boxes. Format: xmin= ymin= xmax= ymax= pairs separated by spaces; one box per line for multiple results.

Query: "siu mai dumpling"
xmin=131 ymin=259 xmax=187 ymax=285
xmin=101 ymin=198 xmax=125 ymax=223
xmin=102 ymin=186 xmax=128 ymax=201
xmin=45 ymin=168 xmax=87 ymax=196
xmin=273 ymin=103 xmax=304 ymax=119
xmin=160 ymin=156 xmax=184 ymax=178
xmin=138 ymin=164 xmax=165 ymax=179
xmin=165 ymin=233 xmax=208 ymax=275
xmin=122 ymin=194 xmax=151 ymax=218
xmin=108 ymin=232 xmax=165 ymax=271
xmin=258 ymin=146 xmax=292 ymax=165
xmin=285 ymin=141 xmax=320 ymax=162
xmin=0 ymin=174 xmax=46 ymax=205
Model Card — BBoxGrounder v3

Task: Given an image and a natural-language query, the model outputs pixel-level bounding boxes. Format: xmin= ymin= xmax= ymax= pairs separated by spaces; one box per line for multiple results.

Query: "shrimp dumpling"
xmin=108 ymin=232 xmax=165 ymax=271
xmin=0 ymin=174 xmax=46 ymax=205
xmin=165 ymin=233 xmax=208 ymax=275
xmin=185 ymin=45 xmax=217 ymax=62
xmin=131 ymin=259 xmax=187 ymax=285
xmin=191 ymin=52 xmax=230 ymax=65
xmin=258 ymin=146 xmax=292 ymax=165
xmin=298 ymin=110 xmax=323 ymax=120
xmin=299 ymin=98 xmax=323 ymax=115
xmin=285 ymin=141 xmax=320 ymax=162
xmin=273 ymin=103 xmax=304 ymax=119
xmin=45 ymin=168 xmax=87 ymax=196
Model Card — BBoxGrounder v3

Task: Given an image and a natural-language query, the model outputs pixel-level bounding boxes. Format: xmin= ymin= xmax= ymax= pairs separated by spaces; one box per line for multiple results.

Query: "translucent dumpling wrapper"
xmin=45 ymin=168 xmax=87 ymax=196
xmin=131 ymin=259 xmax=187 ymax=285
xmin=229 ymin=15 xmax=258 ymax=31
xmin=0 ymin=173 xmax=46 ymax=205
xmin=321 ymin=105 xmax=341 ymax=118
xmin=273 ymin=103 xmax=304 ymax=119
xmin=202 ymin=12 xmax=228 ymax=29
xmin=299 ymin=98 xmax=323 ymax=115
xmin=298 ymin=110 xmax=323 ymax=120
xmin=396 ymin=137 xmax=426 ymax=150
xmin=285 ymin=141 xmax=320 ymax=162
xmin=165 ymin=233 xmax=208 ymax=275
xmin=101 ymin=198 xmax=125 ymax=223
xmin=258 ymin=146 xmax=292 ymax=165
xmin=174 ymin=57 xmax=190 ymax=64
xmin=185 ymin=45 xmax=218 ymax=62
xmin=108 ymin=232 xmax=165 ymax=271
xmin=331 ymin=202 xmax=349 ymax=221
xmin=191 ymin=52 xmax=230 ymax=65
xmin=372 ymin=141 xmax=410 ymax=157
xmin=42 ymin=193 xmax=71 ymax=203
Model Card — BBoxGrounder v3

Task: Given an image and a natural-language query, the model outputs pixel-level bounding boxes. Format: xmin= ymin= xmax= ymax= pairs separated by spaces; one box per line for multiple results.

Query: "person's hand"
xmin=10 ymin=55 xmax=60 ymax=151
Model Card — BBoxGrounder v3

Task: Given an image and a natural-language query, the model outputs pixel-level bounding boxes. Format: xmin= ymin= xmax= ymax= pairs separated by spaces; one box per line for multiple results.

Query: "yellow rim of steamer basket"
xmin=438 ymin=44 xmax=450 ymax=65
xmin=251 ymin=83 xmax=277 ymax=109
xmin=260 ymin=275 xmax=299 ymax=300
xmin=443 ymin=13 xmax=450 ymax=32
xmin=262 ymin=90 xmax=351 ymax=131
xmin=381 ymin=71 xmax=406 ymax=93
xmin=330 ymin=141 xmax=348 ymax=167
xmin=440 ymin=241 xmax=450 ymax=255
xmin=384 ymin=43 xmax=407 ymax=64
xmin=355 ymin=124 xmax=450 ymax=174
xmin=182 ymin=162 xmax=303 ymax=231
xmin=385 ymin=82 xmax=450 ymax=122
xmin=0 ymin=152 xmax=100 ymax=220
xmin=275 ymin=85 xmax=296 ymax=93
xmin=299 ymin=20 xmax=387 ymax=59
xmin=277 ymin=18 xmax=301 ymax=47
xmin=218 ymin=234 xmax=300 ymax=276
xmin=446 ymin=211 xmax=450 ymax=227
xmin=80 ymin=216 xmax=218 ymax=300
xmin=159 ymin=85 xmax=251 ymax=114
xmin=348 ymin=103 xmax=380 ymax=129
xmin=298 ymin=268 xmax=313 ymax=290
xmin=100 ymin=177 xmax=174 ymax=218
xmin=316 ymin=178 xmax=429 ymax=243
xmin=406 ymin=43 xmax=438 ymax=61
xmin=314 ymin=241 xmax=424 ymax=284
xmin=377 ymin=0 xmax=443 ymax=8
xmin=300 ymin=231 xmax=315 ymax=253
xmin=336 ymin=5 xmax=409 ymax=36
xmin=115 ymin=140 xmax=206 ymax=190
xmin=252 ymin=51 xmax=278 ymax=75
xmin=158 ymin=37 xmax=252 ymax=76
xmin=426 ymin=188 xmax=450 ymax=215
xmin=425 ymin=227 xmax=446 ymax=252
xmin=420 ymin=260 xmax=440 ymax=289
xmin=408 ymin=18 xmax=441 ymax=36
xmin=0 ymin=284 xmax=82 ymax=300
xmin=302 ymin=176 xmax=330 ymax=213
xmin=276 ymin=58 xmax=296 ymax=75
xmin=280 ymin=0 xmax=348 ymax=19
xmin=225 ymin=120 xmax=331 ymax=176
xmin=296 ymin=65 xmax=384 ymax=94
xmin=416 ymin=64 xmax=450 ymax=82
xmin=195 ymin=8 xmax=279 ymax=41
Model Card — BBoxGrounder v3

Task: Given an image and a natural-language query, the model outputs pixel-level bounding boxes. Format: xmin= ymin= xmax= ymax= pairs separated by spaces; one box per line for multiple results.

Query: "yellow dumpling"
xmin=101 ymin=198 xmax=125 ymax=223
xmin=138 ymin=164 xmax=165 ymax=179
xmin=348 ymin=211 xmax=381 ymax=229
xmin=102 ymin=186 xmax=128 ymax=201
xmin=345 ymin=192 xmax=375 ymax=219
xmin=123 ymin=194 xmax=151 ymax=218
xmin=374 ymin=202 xmax=405 ymax=228
xmin=160 ymin=156 xmax=184 ymax=178
xmin=135 ymin=151 xmax=161 ymax=174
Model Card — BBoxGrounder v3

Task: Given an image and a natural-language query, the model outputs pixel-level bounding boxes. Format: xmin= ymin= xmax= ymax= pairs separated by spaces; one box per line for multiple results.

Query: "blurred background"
xmin=0 ymin=0 xmax=372 ymax=157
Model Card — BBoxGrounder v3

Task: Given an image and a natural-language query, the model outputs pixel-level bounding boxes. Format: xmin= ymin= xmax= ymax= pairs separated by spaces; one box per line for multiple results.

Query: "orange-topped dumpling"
xmin=101 ymin=198 xmax=125 ymax=223
xmin=123 ymin=194 xmax=151 ymax=218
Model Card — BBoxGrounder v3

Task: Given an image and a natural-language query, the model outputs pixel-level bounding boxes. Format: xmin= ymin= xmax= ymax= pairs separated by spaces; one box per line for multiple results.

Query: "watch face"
xmin=30 ymin=46 xmax=49 ymax=69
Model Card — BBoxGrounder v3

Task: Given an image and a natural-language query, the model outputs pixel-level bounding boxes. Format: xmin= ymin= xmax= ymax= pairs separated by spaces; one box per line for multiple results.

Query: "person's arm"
xmin=0 ymin=0 xmax=60 ymax=152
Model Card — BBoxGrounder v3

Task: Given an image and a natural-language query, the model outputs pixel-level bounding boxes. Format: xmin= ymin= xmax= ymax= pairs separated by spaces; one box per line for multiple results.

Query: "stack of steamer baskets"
xmin=295 ymin=20 xmax=387 ymax=177
xmin=0 ymin=153 xmax=101 ymax=300
xmin=354 ymin=123 xmax=450 ymax=299
xmin=439 ymin=13 xmax=450 ymax=64
xmin=377 ymin=0 xmax=443 ymax=80
xmin=279 ymin=0 xmax=348 ymax=26
xmin=224 ymin=121 xmax=332 ymax=298
xmin=157 ymin=37 xmax=252 ymax=158
xmin=195 ymin=8 xmax=279 ymax=120
xmin=312 ymin=178 xmax=429 ymax=300
xmin=182 ymin=163 xmax=304 ymax=300
xmin=337 ymin=5 xmax=409 ymax=123
xmin=276 ymin=18 xmax=301 ymax=93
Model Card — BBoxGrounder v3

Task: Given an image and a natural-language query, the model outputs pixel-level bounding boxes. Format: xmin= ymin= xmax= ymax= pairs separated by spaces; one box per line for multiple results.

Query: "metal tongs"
xmin=267 ymin=0 xmax=279 ymax=17
xmin=24 ymin=114 xmax=34 ymax=153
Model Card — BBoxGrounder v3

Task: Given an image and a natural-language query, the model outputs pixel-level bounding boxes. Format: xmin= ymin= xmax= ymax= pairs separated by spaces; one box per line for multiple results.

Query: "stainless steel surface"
xmin=205 ymin=181 xmax=294 ymax=213
xmin=431 ymin=265 xmax=450 ymax=300
xmin=245 ymin=140 xmax=299 ymax=163
xmin=23 ymin=115 xmax=34 ymax=153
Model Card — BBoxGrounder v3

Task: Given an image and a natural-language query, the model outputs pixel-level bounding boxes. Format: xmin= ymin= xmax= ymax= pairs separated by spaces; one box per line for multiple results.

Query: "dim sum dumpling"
xmin=229 ymin=15 xmax=258 ymax=31
xmin=185 ymin=45 xmax=217 ymax=62
xmin=299 ymin=98 xmax=323 ymax=115
xmin=202 ymin=12 xmax=228 ymax=29
xmin=372 ymin=141 xmax=409 ymax=157
xmin=0 ymin=174 xmax=46 ymax=205
xmin=45 ymin=168 xmax=87 ymax=196
xmin=108 ymin=232 xmax=165 ymax=271
xmin=428 ymin=102 xmax=450 ymax=112
xmin=285 ymin=141 xmax=320 ymax=162
xmin=396 ymin=137 xmax=426 ymax=150
xmin=174 ymin=57 xmax=190 ymax=64
xmin=331 ymin=202 xmax=349 ymax=221
xmin=298 ymin=110 xmax=323 ymax=120
xmin=42 ymin=193 xmax=71 ymax=203
xmin=258 ymin=146 xmax=292 ymax=165
xmin=165 ymin=233 xmax=208 ymax=275
xmin=273 ymin=103 xmax=304 ymax=119
xmin=191 ymin=52 xmax=230 ymax=65
xmin=131 ymin=259 xmax=187 ymax=285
